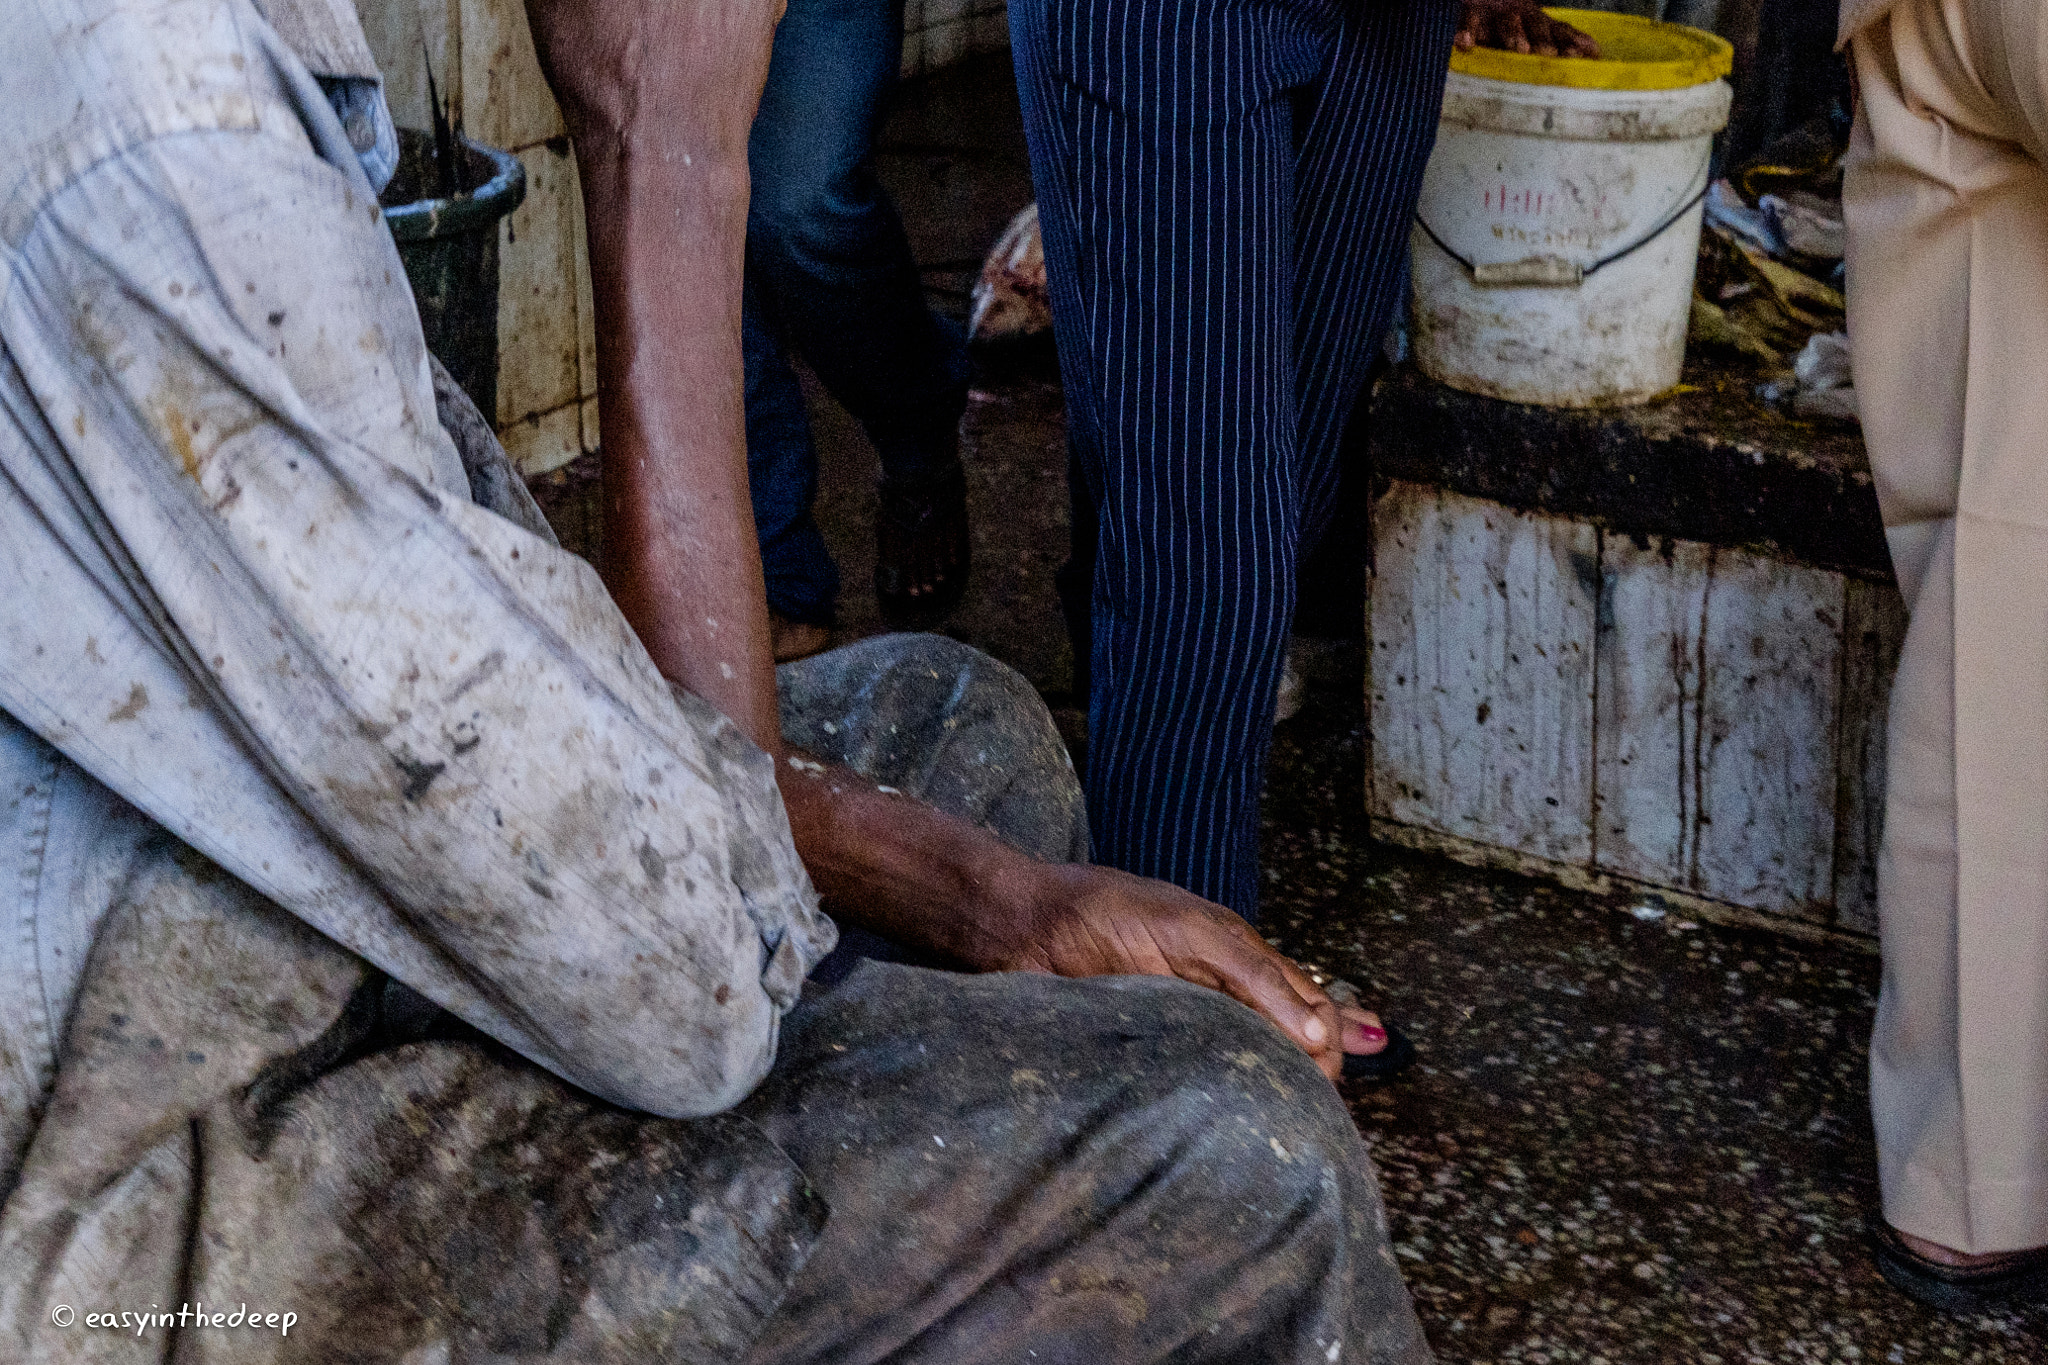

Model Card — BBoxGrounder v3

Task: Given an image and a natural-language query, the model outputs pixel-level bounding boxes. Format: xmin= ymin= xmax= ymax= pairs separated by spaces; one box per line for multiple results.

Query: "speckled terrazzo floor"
xmin=1259 ymin=655 xmax=2048 ymax=1365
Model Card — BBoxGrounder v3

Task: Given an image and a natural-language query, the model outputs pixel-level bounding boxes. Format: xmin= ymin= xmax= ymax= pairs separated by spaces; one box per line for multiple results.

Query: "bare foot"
xmin=875 ymin=463 xmax=971 ymax=626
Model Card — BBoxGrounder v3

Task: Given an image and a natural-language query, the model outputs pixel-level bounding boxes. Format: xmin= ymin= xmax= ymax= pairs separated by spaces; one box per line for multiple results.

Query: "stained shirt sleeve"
xmin=0 ymin=31 xmax=834 ymax=1118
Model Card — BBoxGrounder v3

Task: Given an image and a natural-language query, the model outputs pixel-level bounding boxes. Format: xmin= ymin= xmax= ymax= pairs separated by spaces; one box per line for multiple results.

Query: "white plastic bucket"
xmin=1409 ymin=11 xmax=1734 ymax=407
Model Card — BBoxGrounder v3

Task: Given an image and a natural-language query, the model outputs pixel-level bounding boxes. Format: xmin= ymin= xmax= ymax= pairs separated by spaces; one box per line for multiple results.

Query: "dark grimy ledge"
xmin=1364 ymin=360 xmax=1893 ymax=582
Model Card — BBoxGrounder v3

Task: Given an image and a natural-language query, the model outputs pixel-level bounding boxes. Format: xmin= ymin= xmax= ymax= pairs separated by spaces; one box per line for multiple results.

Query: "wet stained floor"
xmin=792 ymin=50 xmax=2048 ymax=1364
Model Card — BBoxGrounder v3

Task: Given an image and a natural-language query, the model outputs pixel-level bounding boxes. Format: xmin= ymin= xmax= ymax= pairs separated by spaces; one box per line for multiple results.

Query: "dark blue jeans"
xmin=744 ymin=0 xmax=972 ymax=626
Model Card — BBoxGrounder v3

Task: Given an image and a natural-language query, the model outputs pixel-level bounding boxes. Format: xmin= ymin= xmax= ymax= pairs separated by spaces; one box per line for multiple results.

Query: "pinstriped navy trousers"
xmin=1010 ymin=0 xmax=1457 ymax=916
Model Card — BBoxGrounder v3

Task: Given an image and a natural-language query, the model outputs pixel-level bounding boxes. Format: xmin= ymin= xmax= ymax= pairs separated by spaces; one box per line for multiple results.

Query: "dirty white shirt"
xmin=0 ymin=0 xmax=835 ymax=1192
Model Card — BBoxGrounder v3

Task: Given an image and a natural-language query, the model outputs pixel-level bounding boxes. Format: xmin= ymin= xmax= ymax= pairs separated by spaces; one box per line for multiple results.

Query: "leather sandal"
xmin=875 ymin=461 xmax=971 ymax=627
xmin=1869 ymin=1218 xmax=2048 ymax=1315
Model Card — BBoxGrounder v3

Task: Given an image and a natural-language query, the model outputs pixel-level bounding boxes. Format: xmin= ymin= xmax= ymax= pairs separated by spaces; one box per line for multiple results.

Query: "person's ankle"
xmin=1894 ymin=1226 xmax=2045 ymax=1267
xmin=769 ymin=611 xmax=833 ymax=664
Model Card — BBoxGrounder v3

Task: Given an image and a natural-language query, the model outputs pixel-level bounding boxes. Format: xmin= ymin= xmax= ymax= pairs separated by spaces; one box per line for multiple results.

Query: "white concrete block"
xmin=355 ymin=0 xmax=454 ymax=134
xmin=460 ymin=0 xmax=566 ymax=153
xmin=1370 ymin=482 xmax=1599 ymax=864
xmin=1594 ymin=535 xmax=1844 ymax=919
xmin=501 ymin=399 xmax=583 ymax=477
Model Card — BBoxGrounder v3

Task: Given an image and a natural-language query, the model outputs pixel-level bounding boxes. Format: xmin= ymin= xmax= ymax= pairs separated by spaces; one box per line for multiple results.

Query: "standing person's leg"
xmin=745 ymin=281 xmax=844 ymax=640
xmin=1845 ymin=0 xmax=2048 ymax=1272
xmin=1048 ymin=1 xmax=1451 ymax=725
xmin=1289 ymin=0 xmax=1456 ymax=540
xmin=1053 ymin=450 xmax=1098 ymax=703
xmin=746 ymin=0 xmax=974 ymax=621
xmin=1013 ymin=0 xmax=1433 ymax=916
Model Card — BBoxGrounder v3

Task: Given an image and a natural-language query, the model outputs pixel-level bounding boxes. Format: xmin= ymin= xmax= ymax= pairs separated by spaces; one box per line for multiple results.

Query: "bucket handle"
xmin=1415 ymin=166 xmax=1711 ymax=289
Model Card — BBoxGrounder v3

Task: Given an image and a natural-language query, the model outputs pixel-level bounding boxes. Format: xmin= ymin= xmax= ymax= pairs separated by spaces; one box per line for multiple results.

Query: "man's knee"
xmin=1124 ymin=976 xmax=1371 ymax=1208
xmin=868 ymin=964 xmax=1367 ymax=1218
xmin=779 ymin=634 xmax=1087 ymax=861
xmin=747 ymin=967 xmax=1416 ymax=1362
xmin=1108 ymin=982 xmax=1418 ymax=1359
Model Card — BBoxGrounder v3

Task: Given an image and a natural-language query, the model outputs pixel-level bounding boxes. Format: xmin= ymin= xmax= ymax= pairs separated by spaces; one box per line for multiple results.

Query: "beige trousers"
xmin=1845 ymin=0 xmax=2048 ymax=1254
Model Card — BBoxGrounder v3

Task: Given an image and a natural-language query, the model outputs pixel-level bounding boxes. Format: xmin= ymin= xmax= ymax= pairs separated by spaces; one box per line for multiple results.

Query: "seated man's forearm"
xmin=524 ymin=0 xmax=787 ymax=754
xmin=776 ymin=751 xmax=1351 ymax=1076
xmin=777 ymin=750 xmax=1040 ymax=966
xmin=519 ymin=0 xmax=1041 ymax=987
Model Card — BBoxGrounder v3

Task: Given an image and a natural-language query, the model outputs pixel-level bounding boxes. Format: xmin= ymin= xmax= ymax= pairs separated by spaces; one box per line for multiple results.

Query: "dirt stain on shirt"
xmin=107 ymin=683 xmax=150 ymax=722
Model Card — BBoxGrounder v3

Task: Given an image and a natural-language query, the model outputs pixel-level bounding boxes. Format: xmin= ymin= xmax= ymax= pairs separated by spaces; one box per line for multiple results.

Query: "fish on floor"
xmin=969 ymin=202 xmax=1051 ymax=343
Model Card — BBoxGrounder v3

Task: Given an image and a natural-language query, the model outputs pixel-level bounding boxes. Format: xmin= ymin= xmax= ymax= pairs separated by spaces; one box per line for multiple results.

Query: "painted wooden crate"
xmin=1369 ymin=480 xmax=1905 ymax=935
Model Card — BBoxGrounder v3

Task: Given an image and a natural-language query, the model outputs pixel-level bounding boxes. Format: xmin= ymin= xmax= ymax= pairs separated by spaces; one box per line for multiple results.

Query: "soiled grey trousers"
xmin=1 ymin=633 xmax=1426 ymax=1365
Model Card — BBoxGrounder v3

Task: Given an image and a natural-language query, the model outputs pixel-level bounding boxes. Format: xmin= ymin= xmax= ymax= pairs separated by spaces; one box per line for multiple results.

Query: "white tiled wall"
xmin=358 ymin=0 xmax=1007 ymax=475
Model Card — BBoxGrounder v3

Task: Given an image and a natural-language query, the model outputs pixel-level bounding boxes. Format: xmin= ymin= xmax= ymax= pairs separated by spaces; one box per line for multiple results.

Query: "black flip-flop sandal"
xmin=1342 ymin=1023 xmax=1418 ymax=1084
xmin=1869 ymin=1218 xmax=2048 ymax=1315
xmin=875 ymin=462 xmax=971 ymax=627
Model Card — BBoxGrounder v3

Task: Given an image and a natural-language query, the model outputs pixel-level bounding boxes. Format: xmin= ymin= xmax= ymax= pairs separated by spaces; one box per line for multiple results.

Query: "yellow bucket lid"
xmin=1449 ymin=8 xmax=1734 ymax=91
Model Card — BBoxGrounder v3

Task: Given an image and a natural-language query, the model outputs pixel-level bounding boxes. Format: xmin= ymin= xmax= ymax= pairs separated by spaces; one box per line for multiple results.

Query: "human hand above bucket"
xmin=1455 ymin=0 xmax=1601 ymax=57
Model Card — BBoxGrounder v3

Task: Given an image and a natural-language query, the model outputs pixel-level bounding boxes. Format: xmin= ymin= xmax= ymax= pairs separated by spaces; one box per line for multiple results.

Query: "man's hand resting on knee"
xmin=779 ymin=755 xmax=1382 ymax=1083
xmin=998 ymin=863 xmax=1384 ymax=1083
